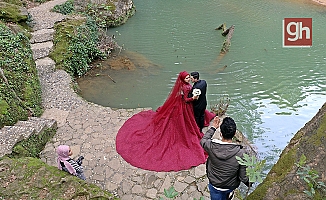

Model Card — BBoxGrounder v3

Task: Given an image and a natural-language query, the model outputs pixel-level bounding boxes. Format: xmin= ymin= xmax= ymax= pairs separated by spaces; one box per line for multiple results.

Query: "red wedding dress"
xmin=116 ymin=71 xmax=215 ymax=171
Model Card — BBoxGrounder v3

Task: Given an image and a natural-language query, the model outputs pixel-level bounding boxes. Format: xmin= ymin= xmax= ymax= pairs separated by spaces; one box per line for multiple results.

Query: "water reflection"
xmin=77 ymin=0 xmax=326 ymax=176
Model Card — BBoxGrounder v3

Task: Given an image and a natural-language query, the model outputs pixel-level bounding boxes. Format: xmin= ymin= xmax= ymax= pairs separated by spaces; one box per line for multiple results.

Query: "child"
xmin=56 ymin=145 xmax=86 ymax=180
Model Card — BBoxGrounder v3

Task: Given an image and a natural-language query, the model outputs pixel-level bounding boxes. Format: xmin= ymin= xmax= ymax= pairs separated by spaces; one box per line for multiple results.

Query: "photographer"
xmin=200 ymin=117 xmax=251 ymax=200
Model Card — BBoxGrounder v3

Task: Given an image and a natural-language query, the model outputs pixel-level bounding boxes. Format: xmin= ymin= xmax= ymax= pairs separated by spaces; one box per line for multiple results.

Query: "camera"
xmin=76 ymin=156 xmax=84 ymax=166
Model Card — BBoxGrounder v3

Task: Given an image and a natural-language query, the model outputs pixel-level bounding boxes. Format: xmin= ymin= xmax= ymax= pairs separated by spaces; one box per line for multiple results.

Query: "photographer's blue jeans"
xmin=208 ymin=183 xmax=233 ymax=200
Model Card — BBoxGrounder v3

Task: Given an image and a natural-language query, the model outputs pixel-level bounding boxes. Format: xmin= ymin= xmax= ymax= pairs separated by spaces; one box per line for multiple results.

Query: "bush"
xmin=50 ymin=17 xmax=105 ymax=77
xmin=0 ymin=22 xmax=43 ymax=128
xmin=52 ymin=0 xmax=75 ymax=15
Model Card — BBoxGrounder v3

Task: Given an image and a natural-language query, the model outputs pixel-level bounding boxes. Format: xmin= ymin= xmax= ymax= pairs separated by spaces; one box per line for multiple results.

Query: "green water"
xmin=77 ymin=0 xmax=326 ymax=172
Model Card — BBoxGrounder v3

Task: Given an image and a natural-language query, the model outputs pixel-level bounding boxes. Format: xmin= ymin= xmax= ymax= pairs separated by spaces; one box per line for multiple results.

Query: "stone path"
xmin=28 ymin=1 xmax=212 ymax=199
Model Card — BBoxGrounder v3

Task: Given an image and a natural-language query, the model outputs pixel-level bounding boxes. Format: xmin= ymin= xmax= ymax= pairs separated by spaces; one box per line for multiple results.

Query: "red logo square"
xmin=283 ymin=18 xmax=312 ymax=47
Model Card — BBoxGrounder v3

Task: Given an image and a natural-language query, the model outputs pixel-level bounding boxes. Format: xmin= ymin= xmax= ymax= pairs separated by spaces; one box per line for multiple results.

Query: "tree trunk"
xmin=215 ymin=23 xmax=226 ymax=31
xmin=221 ymin=25 xmax=235 ymax=53
xmin=221 ymin=25 xmax=233 ymax=36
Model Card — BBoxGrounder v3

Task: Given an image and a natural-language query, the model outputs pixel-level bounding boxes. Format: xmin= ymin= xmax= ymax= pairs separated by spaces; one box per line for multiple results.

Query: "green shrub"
xmin=50 ymin=17 xmax=105 ymax=77
xmin=0 ymin=23 xmax=42 ymax=128
xmin=52 ymin=0 xmax=75 ymax=15
xmin=295 ymin=154 xmax=326 ymax=198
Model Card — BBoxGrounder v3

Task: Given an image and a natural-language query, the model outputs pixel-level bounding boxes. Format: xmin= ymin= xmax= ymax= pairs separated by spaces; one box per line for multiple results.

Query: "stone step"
xmin=15 ymin=119 xmax=46 ymax=135
xmin=28 ymin=117 xmax=57 ymax=130
xmin=28 ymin=0 xmax=66 ymax=31
xmin=0 ymin=126 xmax=36 ymax=157
xmin=0 ymin=117 xmax=57 ymax=158
xmin=15 ymin=120 xmax=41 ymax=132
xmin=35 ymin=57 xmax=56 ymax=76
xmin=31 ymin=41 xmax=53 ymax=60
xmin=0 ymin=125 xmax=36 ymax=141
xmin=30 ymin=28 xmax=55 ymax=44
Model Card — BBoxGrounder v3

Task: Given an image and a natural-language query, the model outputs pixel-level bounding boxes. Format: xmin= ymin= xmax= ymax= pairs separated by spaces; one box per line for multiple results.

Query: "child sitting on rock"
xmin=56 ymin=145 xmax=86 ymax=180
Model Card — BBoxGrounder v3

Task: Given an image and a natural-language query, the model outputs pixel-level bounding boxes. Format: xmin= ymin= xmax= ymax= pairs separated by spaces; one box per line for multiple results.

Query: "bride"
xmin=116 ymin=71 xmax=215 ymax=171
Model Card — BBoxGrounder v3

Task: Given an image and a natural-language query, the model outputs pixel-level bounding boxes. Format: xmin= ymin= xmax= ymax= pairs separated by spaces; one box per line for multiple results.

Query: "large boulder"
xmin=0 ymin=2 xmax=28 ymax=23
xmin=73 ymin=0 xmax=135 ymax=27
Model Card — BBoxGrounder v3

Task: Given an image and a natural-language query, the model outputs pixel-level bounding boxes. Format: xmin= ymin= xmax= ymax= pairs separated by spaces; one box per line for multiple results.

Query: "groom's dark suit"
xmin=191 ymin=79 xmax=207 ymax=132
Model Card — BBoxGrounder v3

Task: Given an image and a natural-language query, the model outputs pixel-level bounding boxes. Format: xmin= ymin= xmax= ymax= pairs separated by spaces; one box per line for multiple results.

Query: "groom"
xmin=190 ymin=71 xmax=207 ymax=132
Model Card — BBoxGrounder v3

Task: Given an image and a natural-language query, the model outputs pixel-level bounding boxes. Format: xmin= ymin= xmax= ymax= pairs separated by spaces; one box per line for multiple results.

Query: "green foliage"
xmin=236 ymin=153 xmax=266 ymax=199
xmin=236 ymin=153 xmax=266 ymax=183
xmin=158 ymin=186 xmax=205 ymax=200
xmin=295 ymin=154 xmax=326 ymax=198
xmin=0 ymin=23 xmax=43 ymax=128
xmin=163 ymin=186 xmax=179 ymax=198
xmin=193 ymin=197 xmax=205 ymax=200
xmin=0 ymin=97 xmax=9 ymax=115
xmin=52 ymin=0 xmax=75 ymax=15
xmin=64 ymin=17 xmax=105 ymax=76
xmin=50 ymin=17 xmax=105 ymax=77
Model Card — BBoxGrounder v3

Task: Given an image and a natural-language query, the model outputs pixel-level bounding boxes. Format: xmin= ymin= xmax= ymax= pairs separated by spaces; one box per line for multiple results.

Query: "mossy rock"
xmin=73 ymin=0 xmax=135 ymax=28
xmin=49 ymin=16 xmax=86 ymax=71
xmin=0 ymin=2 xmax=28 ymax=23
xmin=0 ymin=22 xmax=42 ymax=128
xmin=0 ymin=157 xmax=118 ymax=199
xmin=1 ymin=0 xmax=22 ymax=6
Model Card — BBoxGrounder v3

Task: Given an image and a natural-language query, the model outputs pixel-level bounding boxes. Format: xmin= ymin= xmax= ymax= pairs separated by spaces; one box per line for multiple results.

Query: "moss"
xmin=1 ymin=0 xmax=23 ymax=6
xmin=23 ymin=79 xmax=43 ymax=116
xmin=0 ymin=157 xmax=117 ymax=199
xmin=84 ymin=2 xmax=116 ymax=27
xmin=0 ymin=2 xmax=28 ymax=23
xmin=49 ymin=18 xmax=86 ymax=70
xmin=49 ymin=17 xmax=105 ymax=76
xmin=11 ymin=128 xmax=57 ymax=158
xmin=81 ymin=1 xmax=135 ymax=28
xmin=313 ymin=191 xmax=326 ymax=200
xmin=307 ymin=114 xmax=326 ymax=147
xmin=247 ymin=148 xmax=297 ymax=199
xmin=290 ymin=129 xmax=305 ymax=142
xmin=0 ymin=23 xmax=43 ymax=128
xmin=285 ymin=189 xmax=301 ymax=196
xmin=248 ymin=103 xmax=326 ymax=199
xmin=0 ymin=98 xmax=9 ymax=115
